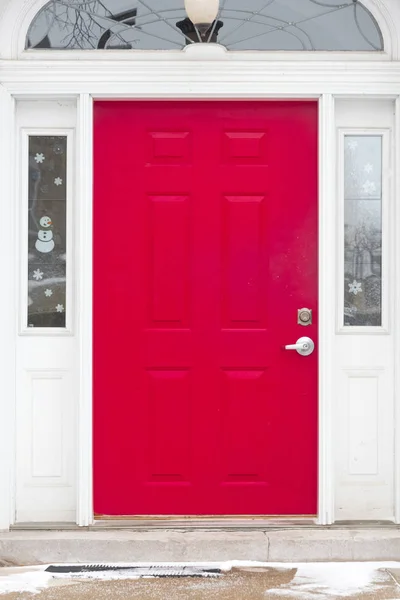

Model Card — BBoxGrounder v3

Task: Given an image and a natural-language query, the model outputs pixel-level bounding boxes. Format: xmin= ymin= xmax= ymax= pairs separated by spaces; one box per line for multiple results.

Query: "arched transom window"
xmin=27 ymin=0 xmax=383 ymax=52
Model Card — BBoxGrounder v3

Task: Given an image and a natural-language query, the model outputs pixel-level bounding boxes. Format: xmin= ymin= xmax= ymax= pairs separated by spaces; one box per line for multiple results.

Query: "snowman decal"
xmin=35 ymin=216 xmax=55 ymax=253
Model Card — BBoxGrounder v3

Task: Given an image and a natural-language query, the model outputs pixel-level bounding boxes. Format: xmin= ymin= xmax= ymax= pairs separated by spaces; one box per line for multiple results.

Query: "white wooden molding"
xmin=76 ymin=93 xmax=93 ymax=527
xmin=317 ymin=94 xmax=336 ymax=525
xmin=0 ymin=85 xmax=16 ymax=529
xmin=2 ymin=56 xmax=400 ymax=98
xmin=19 ymin=128 xmax=75 ymax=337
xmin=394 ymin=96 xmax=400 ymax=524
xmin=336 ymin=128 xmax=391 ymax=335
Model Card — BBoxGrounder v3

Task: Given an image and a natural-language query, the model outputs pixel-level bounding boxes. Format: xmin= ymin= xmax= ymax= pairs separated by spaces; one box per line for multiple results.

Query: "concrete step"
xmin=2 ymin=529 xmax=400 ymax=564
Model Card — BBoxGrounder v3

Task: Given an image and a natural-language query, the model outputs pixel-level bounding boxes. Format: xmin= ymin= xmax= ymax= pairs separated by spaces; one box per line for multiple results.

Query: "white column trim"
xmin=317 ymin=94 xmax=336 ymax=525
xmin=76 ymin=93 xmax=93 ymax=527
xmin=394 ymin=96 xmax=400 ymax=524
xmin=0 ymin=85 xmax=16 ymax=529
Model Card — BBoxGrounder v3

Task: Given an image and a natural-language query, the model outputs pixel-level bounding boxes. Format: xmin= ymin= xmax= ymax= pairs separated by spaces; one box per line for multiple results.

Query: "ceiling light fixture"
xmin=184 ymin=0 xmax=220 ymax=39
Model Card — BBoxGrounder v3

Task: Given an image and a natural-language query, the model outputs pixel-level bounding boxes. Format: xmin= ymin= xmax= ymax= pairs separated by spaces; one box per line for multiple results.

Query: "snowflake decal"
xmin=349 ymin=280 xmax=362 ymax=295
xmin=53 ymin=142 xmax=64 ymax=155
xmin=364 ymin=163 xmax=374 ymax=174
xmin=347 ymin=140 xmax=358 ymax=151
xmin=362 ymin=180 xmax=377 ymax=194
xmin=44 ymin=289 xmax=53 ymax=297
xmin=56 ymin=304 xmax=64 ymax=313
xmin=34 ymin=153 xmax=45 ymax=164
xmin=54 ymin=177 xmax=63 ymax=186
xmin=32 ymin=269 xmax=44 ymax=281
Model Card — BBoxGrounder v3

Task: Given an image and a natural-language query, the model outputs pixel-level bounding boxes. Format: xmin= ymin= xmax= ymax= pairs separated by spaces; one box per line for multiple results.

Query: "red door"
xmin=93 ymin=101 xmax=318 ymax=516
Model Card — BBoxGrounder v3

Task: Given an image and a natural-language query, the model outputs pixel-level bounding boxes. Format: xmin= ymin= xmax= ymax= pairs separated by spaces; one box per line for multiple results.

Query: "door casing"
xmin=1 ymin=90 xmax=337 ymax=527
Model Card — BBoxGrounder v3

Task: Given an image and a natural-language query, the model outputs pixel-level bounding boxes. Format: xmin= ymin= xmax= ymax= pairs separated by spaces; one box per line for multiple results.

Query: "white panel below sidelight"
xmin=347 ymin=374 xmax=379 ymax=476
xmin=31 ymin=376 xmax=64 ymax=478
xmin=16 ymin=366 xmax=76 ymax=522
xmin=335 ymin=364 xmax=394 ymax=521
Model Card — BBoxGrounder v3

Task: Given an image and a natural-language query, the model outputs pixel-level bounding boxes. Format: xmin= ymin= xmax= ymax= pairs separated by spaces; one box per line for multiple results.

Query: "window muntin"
xmin=26 ymin=0 xmax=383 ymax=52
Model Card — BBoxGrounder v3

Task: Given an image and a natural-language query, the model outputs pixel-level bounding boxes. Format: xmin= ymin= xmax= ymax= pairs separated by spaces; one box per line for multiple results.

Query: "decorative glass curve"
xmin=28 ymin=136 xmax=67 ymax=328
xmin=343 ymin=135 xmax=382 ymax=327
xmin=26 ymin=0 xmax=383 ymax=52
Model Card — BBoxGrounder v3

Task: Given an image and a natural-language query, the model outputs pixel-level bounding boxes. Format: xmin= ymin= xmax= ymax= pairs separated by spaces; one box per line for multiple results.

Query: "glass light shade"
xmin=184 ymin=0 xmax=219 ymax=26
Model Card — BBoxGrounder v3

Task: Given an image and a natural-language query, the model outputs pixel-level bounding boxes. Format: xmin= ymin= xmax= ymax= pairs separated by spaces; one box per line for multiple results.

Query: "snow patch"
xmin=0 ymin=567 xmax=53 ymax=595
xmin=268 ymin=563 xmax=391 ymax=599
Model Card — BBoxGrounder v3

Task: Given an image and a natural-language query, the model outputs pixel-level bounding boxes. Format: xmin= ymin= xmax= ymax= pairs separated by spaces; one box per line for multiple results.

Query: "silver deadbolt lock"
xmin=298 ymin=308 xmax=312 ymax=326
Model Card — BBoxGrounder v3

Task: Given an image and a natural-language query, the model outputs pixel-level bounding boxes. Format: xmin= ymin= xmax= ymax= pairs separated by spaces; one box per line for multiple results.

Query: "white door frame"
xmin=1 ymin=86 xmax=336 ymax=527
xmin=0 ymin=0 xmax=400 ymax=529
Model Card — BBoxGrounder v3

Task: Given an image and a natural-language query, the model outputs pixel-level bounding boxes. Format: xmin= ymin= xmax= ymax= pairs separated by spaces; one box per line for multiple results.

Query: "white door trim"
xmin=75 ymin=93 xmax=337 ymax=527
xmin=76 ymin=94 xmax=93 ymax=527
xmin=0 ymin=85 xmax=16 ymax=530
xmin=3 ymin=53 xmax=400 ymax=96
xmin=318 ymin=94 xmax=336 ymax=525
xmin=1 ymin=51 xmax=400 ymax=527
xmin=394 ymin=97 xmax=400 ymax=524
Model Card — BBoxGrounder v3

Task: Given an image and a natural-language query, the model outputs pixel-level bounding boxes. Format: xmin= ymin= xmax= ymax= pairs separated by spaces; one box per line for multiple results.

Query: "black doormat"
xmin=45 ymin=565 xmax=221 ymax=577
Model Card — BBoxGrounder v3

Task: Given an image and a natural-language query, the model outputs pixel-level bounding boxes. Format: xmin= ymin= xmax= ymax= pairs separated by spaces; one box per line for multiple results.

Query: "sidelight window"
xmin=27 ymin=135 xmax=69 ymax=329
xmin=343 ymin=134 xmax=385 ymax=328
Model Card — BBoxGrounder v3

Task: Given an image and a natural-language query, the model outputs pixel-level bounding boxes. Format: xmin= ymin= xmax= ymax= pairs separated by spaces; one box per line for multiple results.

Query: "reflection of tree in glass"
xmin=30 ymin=1 xmax=137 ymax=49
xmin=346 ymin=220 xmax=381 ymax=280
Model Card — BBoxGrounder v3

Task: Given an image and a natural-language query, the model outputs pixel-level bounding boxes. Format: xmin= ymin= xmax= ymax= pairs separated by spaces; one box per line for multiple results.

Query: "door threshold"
xmin=91 ymin=515 xmax=317 ymax=529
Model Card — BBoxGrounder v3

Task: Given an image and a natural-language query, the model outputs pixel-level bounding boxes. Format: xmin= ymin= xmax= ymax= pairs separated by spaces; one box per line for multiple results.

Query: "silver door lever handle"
xmin=285 ymin=337 xmax=315 ymax=356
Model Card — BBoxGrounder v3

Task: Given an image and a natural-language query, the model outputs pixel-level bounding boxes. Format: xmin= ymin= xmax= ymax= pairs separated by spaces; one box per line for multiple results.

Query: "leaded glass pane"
xmin=344 ymin=135 xmax=382 ymax=327
xmin=26 ymin=0 xmax=383 ymax=52
xmin=28 ymin=136 xmax=67 ymax=328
